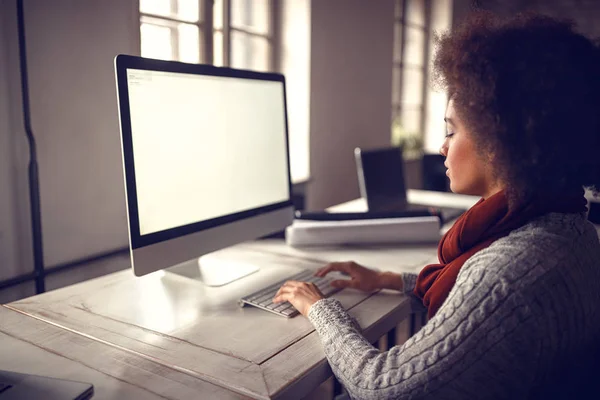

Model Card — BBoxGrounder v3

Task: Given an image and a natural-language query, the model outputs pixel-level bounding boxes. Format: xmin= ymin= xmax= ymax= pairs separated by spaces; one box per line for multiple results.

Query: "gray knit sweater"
xmin=308 ymin=212 xmax=600 ymax=399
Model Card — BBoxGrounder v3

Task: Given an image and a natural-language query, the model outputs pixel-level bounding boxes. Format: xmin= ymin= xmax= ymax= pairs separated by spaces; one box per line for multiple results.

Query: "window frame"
xmin=138 ymin=0 xmax=277 ymax=71
xmin=392 ymin=0 xmax=432 ymax=139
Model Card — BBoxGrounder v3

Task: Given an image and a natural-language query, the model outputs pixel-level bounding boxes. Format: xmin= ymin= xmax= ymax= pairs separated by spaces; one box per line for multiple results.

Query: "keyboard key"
xmin=274 ymin=302 xmax=291 ymax=312
xmin=282 ymin=308 xmax=297 ymax=316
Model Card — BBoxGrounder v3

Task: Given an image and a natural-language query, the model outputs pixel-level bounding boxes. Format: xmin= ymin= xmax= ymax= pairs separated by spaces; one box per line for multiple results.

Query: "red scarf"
xmin=414 ymin=189 xmax=587 ymax=319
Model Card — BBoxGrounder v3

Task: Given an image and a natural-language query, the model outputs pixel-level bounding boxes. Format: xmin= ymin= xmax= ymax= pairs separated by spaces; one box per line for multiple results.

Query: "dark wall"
xmin=454 ymin=0 xmax=600 ymax=39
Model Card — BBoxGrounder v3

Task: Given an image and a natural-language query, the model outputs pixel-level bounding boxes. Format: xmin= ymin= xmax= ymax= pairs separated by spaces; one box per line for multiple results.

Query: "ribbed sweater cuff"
xmin=402 ymin=272 xmax=417 ymax=294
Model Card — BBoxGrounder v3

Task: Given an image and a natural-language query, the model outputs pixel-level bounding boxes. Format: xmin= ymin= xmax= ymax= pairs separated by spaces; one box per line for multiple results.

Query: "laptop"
xmin=354 ymin=146 xmax=465 ymax=221
xmin=0 ymin=370 xmax=93 ymax=400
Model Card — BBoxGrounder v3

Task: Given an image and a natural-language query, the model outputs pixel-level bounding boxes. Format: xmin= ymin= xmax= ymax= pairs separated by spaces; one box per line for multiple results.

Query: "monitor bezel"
xmin=115 ymin=54 xmax=293 ymax=250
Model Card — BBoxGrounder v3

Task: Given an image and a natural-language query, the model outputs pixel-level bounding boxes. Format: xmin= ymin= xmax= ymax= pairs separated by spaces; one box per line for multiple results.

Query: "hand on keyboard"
xmin=272 ymin=280 xmax=325 ymax=317
xmin=315 ymin=261 xmax=382 ymax=292
xmin=240 ymin=263 xmax=383 ymax=318
xmin=239 ymin=269 xmax=344 ymax=318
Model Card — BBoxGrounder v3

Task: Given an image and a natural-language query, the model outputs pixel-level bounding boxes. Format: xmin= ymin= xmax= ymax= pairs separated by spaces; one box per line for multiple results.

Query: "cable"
xmin=17 ymin=0 xmax=45 ymax=293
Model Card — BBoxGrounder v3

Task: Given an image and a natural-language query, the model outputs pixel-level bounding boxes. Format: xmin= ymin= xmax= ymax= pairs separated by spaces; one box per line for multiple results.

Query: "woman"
xmin=273 ymin=12 xmax=600 ymax=399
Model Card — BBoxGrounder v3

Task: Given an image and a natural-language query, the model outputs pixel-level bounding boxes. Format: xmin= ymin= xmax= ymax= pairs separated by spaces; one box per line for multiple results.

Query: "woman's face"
xmin=440 ymin=100 xmax=502 ymax=199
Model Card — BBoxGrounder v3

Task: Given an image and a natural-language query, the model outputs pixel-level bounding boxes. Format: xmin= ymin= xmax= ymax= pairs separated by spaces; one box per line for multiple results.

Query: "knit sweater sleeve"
xmin=400 ymin=272 xmax=417 ymax=294
xmin=308 ymin=249 xmax=540 ymax=400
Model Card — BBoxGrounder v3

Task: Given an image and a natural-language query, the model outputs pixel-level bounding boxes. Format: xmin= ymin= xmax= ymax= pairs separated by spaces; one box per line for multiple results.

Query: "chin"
xmin=449 ymin=182 xmax=469 ymax=196
xmin=449 ymin=181 xmax=459 ymax=193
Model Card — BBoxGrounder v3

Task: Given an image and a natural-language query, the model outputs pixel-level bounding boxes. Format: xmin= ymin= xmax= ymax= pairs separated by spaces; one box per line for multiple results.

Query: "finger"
xmin=274 ymin=282 xmax=295 ymax=298
xmin=315 ymin=262 xmax=350 ymax=277
xmin=275 ymin=284 xmax=295 ymax=296
xmin=315 ymin=265 xmax=334 ymax=277
xmin=273 ymin=286 xmax=294 ymax=303
xmin=273 ymin=286 xmax=284 ymax=299
xmin=272 ymin=292 xmax=292 ymax=303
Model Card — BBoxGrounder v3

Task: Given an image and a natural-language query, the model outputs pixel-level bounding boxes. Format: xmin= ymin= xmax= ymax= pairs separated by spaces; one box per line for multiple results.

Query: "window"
xmin=391 ymin=0 xmax=431 ymax=158
xmin=139 ymin=1 xmax=307 ymax=178
xmin=139 ymin=0 xmax=274 ymax=71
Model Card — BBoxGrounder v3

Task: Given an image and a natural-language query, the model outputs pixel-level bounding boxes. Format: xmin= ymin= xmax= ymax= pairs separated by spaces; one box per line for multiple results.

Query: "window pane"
xmin=401 ymin=107 xmax=422 ymax=134
xmin=213 ymin=30 xmax=224 ymax=66
xmin=231 ymin=0 xmax=269 ymax=35
xmin=393 ymin=22 xmax=403 ymax=63
xmin=140 ymin=0 xmax=171 ymax=17
xmin=231 ymin=32 xmax=270 ymax=71
xmin=404 ymin=26 xmax=425 ymax=66
xmin=401 ymin=68 xmax=424 ymax=106
xmin=141 ymin=22 xmax=174 ymax=60
xmin=405 ymin=0 xmax=425 ymax=26
xmin=176 ymin=0 xmax=200 ymax=22
xmin=213 ymin=0 xmax=223 ymax=29
xmin=392 ymin=105 xmax=402 ymax=122
xmin=178 ymin=23 xmax=200 ymax=63
xmin=392 ymin=66 xmax=401 ymax=106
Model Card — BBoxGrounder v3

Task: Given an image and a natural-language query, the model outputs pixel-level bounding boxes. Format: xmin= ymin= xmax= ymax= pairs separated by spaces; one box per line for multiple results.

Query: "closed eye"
xmin=445 ymin=132 xmax=454 ymax=139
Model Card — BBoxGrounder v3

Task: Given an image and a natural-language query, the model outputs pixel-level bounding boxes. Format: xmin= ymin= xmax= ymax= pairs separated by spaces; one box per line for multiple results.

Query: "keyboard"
xmin=239 ymin=269 xmax=342 ymax=317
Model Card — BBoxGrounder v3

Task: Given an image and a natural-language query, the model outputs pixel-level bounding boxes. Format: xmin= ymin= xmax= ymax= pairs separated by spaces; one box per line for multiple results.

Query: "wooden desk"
xmin=0 ymin=306 xmax=245 ymax=400
xmin=3 ymin=191 xmax=478 ymax=399
xmin=4 ymin=244 xmax=414 ymax=400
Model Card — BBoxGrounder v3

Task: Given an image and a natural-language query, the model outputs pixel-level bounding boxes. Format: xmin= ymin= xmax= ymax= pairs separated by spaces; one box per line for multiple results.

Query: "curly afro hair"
xmin=434 ymin=12 xmax=600 ymax=204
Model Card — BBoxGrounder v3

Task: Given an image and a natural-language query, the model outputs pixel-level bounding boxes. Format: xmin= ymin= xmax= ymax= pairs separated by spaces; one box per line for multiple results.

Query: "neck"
xmin=481 ymin=185 xmax=504 ymax=200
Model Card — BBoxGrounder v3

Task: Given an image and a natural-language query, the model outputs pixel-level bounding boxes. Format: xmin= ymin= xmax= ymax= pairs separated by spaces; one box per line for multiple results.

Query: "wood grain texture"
xmin=0 ymin=306 xmax=248 ymax=400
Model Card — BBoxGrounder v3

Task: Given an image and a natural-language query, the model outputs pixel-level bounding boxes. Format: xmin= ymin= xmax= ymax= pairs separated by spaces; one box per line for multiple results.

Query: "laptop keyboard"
xmin=239 ymin=269 xmax=342 ymax=317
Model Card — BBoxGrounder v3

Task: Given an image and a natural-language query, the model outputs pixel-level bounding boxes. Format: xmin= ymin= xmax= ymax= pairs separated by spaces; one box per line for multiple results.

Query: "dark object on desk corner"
xmin=588 ymin=200 xmax=600 ymax=224
xmin=355 ymin=146 xmax=410 ymax=213
xmin=0 ymin=370 xmax=93 ymax=400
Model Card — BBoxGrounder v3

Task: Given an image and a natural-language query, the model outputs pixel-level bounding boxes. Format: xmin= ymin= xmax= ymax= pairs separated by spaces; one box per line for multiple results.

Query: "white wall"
xmin=308 ymin=0 xmax=395 ymax=210
xmin=280 ymin=0 xmax=311 ymax=184
xmin=0 ymin=1 xmax=21 ymax=282
xmin=0 ymin=0 xmax=139 ymax=281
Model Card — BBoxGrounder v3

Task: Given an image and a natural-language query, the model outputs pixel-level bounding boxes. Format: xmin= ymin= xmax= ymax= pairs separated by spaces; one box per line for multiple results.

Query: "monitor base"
xmin=167 ymin=253 xmax=260 ymax=287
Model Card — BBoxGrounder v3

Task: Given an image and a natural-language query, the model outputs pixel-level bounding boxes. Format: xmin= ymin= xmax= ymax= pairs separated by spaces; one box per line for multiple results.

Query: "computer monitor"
xmin=114 ymin=55 xmax=294 ymax=286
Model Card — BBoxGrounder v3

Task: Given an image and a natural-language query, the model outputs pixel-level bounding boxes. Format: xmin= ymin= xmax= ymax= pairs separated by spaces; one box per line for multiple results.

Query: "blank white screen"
xmin=126 ymin=69 xmax=290 ymax=235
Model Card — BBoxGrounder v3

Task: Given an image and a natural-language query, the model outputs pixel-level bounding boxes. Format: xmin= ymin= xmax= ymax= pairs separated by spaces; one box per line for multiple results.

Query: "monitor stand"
xmin=167 ymin=253 xmax=260 ymax=287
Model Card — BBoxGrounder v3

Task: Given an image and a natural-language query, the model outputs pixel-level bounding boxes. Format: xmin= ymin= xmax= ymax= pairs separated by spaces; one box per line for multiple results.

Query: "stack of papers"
xmin=285 ymin=216 xmax=441 ymax=247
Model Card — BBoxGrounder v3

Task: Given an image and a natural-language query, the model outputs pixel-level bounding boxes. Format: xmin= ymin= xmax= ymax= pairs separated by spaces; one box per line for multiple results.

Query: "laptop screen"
xmin=355 ymin=147 xmax=408 ymax=211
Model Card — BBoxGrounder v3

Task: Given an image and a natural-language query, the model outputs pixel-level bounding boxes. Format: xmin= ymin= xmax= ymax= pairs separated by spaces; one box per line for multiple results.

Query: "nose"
xmin=439 ymin=143 xmax=448 ymax=157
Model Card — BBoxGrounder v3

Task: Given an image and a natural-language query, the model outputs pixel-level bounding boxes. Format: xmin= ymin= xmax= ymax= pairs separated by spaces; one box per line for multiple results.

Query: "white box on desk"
xmin=285 ymin=216 xmax=441 ymax=247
